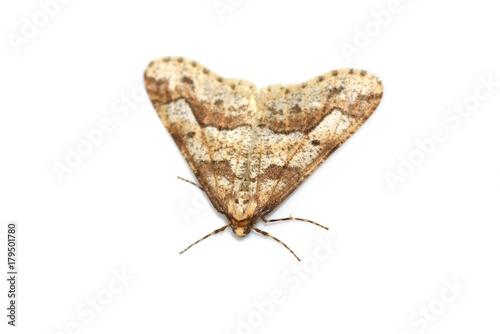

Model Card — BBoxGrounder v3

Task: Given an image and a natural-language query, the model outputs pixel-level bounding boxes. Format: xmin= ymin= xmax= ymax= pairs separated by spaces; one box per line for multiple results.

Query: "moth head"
xmin=228 ymin=217 xmax=257 ymax=237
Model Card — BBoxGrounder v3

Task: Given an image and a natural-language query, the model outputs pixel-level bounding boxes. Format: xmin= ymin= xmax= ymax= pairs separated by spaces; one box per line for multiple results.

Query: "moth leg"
xmin=177 ymin=176 xmax=204 ymax=191
xmin=179 ymin=225 xmax=228 ymax=255
xmin=253 ymin=227 xmax=300 ymax=261
xmin=261 ymin=216 xmax=328 ymax=230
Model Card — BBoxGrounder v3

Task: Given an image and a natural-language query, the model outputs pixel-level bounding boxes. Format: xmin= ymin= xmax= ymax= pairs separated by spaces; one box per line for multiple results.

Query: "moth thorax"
xmin=227 ymin=192 xmax=257 ymax=221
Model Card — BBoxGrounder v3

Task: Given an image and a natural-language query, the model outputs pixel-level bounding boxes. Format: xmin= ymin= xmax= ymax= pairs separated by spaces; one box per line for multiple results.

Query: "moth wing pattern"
xmin=144 ymin=58 xmax=383 ymax=221
xmin=144 ymin=57 xmax=259 ymax=215
xmin=254 ymin=69 xmax=383 ymax=216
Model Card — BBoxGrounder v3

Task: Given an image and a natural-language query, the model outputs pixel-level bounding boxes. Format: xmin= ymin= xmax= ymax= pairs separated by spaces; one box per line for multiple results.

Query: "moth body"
xmin=227 ymin=191 xmax=258 ymax=236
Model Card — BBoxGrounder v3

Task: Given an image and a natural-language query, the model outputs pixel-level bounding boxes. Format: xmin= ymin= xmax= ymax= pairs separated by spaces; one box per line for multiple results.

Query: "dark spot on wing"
xmin=290 ymin=104 xmax=302 ymax=113
xmin=181 ymin=76 xmax=194 ymax=86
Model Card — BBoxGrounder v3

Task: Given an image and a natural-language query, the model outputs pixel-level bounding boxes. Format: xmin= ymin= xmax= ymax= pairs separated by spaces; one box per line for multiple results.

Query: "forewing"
xmin=144 ymin=57 xmax=259 ymax=214
xmin=254 ymin=69 xmax=383 ymax=215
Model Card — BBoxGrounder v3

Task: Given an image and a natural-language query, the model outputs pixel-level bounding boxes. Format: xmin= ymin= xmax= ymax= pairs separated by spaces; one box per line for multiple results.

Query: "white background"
xmin=1 ymin=0 xmax=499 ymax=333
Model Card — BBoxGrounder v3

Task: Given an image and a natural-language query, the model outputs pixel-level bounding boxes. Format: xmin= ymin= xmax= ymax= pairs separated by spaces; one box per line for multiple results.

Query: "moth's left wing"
xmin=253 ymin=69 xmax=383 ymax=216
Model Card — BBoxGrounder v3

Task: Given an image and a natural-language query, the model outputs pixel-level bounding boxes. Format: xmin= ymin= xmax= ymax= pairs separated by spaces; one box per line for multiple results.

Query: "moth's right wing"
xmin=144 ymin=57 xmax=259 ymax=214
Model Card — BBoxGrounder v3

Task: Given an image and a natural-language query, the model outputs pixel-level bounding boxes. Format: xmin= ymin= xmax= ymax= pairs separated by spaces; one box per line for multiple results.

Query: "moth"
xmin=144 ymin=57 xmax=383 ymax=260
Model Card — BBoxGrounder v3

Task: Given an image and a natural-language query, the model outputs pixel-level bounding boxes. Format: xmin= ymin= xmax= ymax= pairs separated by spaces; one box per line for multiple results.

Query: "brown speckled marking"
xmin=181 ymin=76 xmax=194 ymax=86
xmin=144 ymin=57 xmax=383 ymax=261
